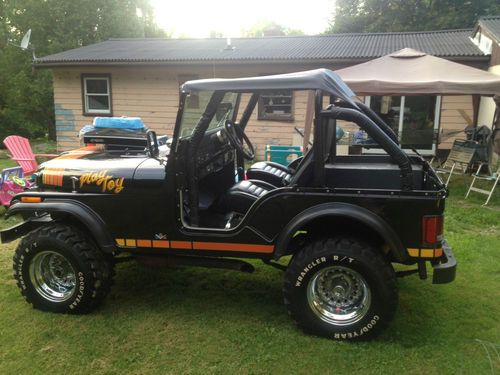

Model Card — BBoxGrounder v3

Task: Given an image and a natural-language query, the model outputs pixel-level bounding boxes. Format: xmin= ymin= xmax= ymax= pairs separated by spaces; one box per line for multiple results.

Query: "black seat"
xmin=246 ymin=161 xmax=292 ymax=187
xmin=246 ymin=151 xmax=312 ymax=187
xmin=223 ymin=180 xmax=275 ymax=214
xmin=223 ymin=153 xmax=314 ymax=214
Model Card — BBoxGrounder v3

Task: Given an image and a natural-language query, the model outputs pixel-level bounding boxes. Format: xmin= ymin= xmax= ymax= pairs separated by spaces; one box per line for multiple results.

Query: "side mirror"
xmin=146 ymin=130 xmax=159 ymax=158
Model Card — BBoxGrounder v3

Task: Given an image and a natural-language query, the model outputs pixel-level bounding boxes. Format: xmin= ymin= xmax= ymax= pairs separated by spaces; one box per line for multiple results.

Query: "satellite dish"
xmin=20 ymin=29 xmax=31 ymax=50
xmin=6 ymin=28 xmax=36 ymax=59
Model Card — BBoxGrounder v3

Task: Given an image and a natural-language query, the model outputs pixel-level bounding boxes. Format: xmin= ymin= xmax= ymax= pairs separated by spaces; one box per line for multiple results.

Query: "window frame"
xmin=364 ymin=95 xmax=442 ymax=155
xmin=178 ymin=74 xmax=200 ymax=109
xmin=81 ymin=74 xmax=112 ymax=116
xmin=257 ymin=90 xmax=294 ymax=122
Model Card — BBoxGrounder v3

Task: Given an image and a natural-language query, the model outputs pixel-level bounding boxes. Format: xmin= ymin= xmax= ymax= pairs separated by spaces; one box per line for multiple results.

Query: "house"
xmin=473 ymin=16 xmax=500 ymax=129
xmin=34 ymin=17 xmax=500 ymax=158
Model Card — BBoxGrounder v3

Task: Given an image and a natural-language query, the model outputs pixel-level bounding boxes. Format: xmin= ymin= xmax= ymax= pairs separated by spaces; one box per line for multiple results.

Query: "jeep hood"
xmin=38 ymin=146 xmax=166 ymax=193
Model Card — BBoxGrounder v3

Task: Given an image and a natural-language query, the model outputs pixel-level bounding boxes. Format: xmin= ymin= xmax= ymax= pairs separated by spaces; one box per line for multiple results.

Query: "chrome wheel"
xmin=307 ymin=266 xmax=371 ymax=326
xmin=29 ymin=251 xmax=76 ymax=302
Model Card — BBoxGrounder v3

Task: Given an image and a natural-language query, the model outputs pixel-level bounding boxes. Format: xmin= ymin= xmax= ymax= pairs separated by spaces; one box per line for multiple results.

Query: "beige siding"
xmin=439 ymin=95 xmax=474 ymax=149
xmin=52 ymin=64 xmax=326 ymax=156
xmin=53 ymin=65 xmax=474 ymax=156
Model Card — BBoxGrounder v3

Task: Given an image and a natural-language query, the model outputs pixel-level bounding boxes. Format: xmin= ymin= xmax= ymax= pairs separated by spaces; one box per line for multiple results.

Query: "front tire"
xmin=13 ymin=224 xmax=113 ymax=314
xmin=283 ymin=237 xmax=397 ymax=340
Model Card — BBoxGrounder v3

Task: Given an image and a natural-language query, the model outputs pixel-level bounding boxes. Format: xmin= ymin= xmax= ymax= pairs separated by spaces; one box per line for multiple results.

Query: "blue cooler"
xmin=93 ymin=117 xmax=145 ymax=130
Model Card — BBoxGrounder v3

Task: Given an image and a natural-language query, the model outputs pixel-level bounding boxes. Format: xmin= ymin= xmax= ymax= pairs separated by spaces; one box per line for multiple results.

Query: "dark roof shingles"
xmin=477 ymin=16 xmax=500 ymax=42
xmin=35 ymin=29 xmax=485 ymax=65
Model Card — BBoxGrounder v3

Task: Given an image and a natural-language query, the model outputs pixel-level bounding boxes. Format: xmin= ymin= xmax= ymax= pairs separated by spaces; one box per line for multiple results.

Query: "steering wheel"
xmin=224 ymin=120 xmax=255 ymax=160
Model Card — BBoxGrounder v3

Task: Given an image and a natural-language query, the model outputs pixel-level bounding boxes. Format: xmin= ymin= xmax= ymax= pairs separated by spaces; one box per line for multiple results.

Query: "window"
xmin=258 ymin=90 xmax=293 ymax=121
xmin=366 ymin=95 xmax=441 ymax=153
xmin=179 ymin=75 xmax=200 ymax=109
xmin=82 ymin=75 xmax=112 ymax=115
xmin=179 ymin=91 xmax=239 ymax=138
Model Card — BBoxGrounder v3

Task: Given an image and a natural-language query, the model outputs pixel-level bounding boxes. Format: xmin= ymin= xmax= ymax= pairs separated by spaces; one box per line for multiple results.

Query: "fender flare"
xmin=5 ymin=200 xmax=116 ymax=253
xmin=274 ymin=202 xmax=408 ymax=262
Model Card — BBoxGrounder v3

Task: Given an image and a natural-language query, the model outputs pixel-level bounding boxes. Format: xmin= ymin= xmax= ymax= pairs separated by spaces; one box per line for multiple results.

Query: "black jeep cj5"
xmin=1 ymin=69 xmax=456 ymax=340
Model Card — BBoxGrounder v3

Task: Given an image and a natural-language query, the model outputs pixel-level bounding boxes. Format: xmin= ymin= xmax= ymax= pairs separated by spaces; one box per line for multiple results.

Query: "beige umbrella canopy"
xmin=335 ymin=48 xmax=500 ymax=96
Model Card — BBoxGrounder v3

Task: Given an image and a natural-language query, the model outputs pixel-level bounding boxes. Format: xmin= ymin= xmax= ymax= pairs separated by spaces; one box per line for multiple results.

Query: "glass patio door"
xmin=365 ymin=95 xmax=441 ymax=155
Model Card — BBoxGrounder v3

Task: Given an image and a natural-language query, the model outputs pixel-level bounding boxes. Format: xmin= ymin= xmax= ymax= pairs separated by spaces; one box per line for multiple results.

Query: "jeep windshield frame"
xmin=177 ymin=91 xmax=240 ymax=139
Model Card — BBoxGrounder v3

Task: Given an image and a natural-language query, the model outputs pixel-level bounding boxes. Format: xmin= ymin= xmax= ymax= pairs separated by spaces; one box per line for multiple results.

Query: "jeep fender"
xmin=4 ymin=200 xmax=116 ymax=253
xmin=274 ymin=202 xmax=408 ymax=262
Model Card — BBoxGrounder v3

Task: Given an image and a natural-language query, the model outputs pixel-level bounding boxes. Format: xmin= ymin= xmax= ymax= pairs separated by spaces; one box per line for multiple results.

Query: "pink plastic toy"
xmin=0 ymin=167 xmax=29 ymax=207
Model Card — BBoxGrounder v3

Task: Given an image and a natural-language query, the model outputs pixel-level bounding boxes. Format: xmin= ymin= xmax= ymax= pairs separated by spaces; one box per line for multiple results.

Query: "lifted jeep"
xmin=1 ymin=69 xmax=456 ymax=340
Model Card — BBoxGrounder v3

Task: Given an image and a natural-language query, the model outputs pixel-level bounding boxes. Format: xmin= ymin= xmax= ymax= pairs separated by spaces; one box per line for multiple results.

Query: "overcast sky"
xmin=151 ymin=0 xmax=334 ymax=38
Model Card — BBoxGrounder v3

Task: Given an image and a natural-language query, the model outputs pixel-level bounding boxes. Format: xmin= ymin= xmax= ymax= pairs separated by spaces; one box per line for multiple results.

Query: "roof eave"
xmin=33 ymin=55 xmax=490 ymax=69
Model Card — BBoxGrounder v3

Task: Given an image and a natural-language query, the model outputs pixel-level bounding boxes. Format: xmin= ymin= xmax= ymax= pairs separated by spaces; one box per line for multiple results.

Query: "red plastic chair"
xmin=3 ymin=135 xmax=58 ymax=175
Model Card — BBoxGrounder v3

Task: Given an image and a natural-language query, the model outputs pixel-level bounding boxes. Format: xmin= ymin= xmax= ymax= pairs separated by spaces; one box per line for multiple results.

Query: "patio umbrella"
xmin=335 ymin=48 xmax=500 ymax=96
xmin=329 ymin=49 xmax=500 ymax=156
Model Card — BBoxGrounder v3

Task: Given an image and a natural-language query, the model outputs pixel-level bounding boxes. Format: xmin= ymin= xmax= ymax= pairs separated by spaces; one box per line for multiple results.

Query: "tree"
xmin=327 ymin=0 xmax=500 ymax=33
xmin=0 ymin=0 xmax=167 ymax=143
xmin=242 ymin=20 xmax=304 ymax=37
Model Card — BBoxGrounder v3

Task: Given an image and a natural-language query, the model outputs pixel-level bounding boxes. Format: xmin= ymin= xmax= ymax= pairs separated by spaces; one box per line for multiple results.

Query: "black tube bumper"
xmin=432 ymin=239 xmax=456 ymax=284
xmin=0 ymin=216 xmax=51 ymax=244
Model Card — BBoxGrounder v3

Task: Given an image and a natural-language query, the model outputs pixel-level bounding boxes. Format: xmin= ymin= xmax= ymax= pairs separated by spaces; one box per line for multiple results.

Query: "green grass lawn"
xmin=0 ymin=176 xmax=499 ymax=374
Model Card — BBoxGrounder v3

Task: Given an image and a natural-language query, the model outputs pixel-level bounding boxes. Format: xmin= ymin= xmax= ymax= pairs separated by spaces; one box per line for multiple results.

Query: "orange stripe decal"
xmin=420 ymin=249 xmax=434 ymax=258
xmin=115 ymin=238 xmax=274 ymax=254
xmin=125 ymin=239 xmax=136 ymax=247
xmin=152 ymin=240 xmax=169 ymax=248
xmin=137 ymin=239 xmax=152 ymax=248
xmin=43 ymin=168 xmax=65 ymax=187
xmin=170 ymin=241 xmax=192 ymax=249
xmin=193 ymin=241 xmax=274 ymax=253
xmin=56 ymin=146 xmax=101 ymax=160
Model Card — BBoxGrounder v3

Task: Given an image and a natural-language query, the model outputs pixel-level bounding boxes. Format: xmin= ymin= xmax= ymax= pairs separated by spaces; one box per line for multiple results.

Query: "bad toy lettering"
xmin=79 ymin=170 xmax=124 ymax=194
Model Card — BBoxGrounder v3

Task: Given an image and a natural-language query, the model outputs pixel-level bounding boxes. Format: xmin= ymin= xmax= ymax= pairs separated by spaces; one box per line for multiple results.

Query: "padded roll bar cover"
xmin=328 ymin=107 xmax=413 ymax=191
xmin=187 ymin=91 xmax=226 ymax=226
xmin=332 ymin=100 xmax=399 ymax=144
xmin=355 ymin=101 xmax=399 ymax=144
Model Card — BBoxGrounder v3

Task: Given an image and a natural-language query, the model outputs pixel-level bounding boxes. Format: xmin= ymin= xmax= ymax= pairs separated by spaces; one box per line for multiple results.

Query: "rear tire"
xmin=283 ymin=236 xmax=397 ymax=340
xmin=13 ymin=224 xmax=113 ymax=314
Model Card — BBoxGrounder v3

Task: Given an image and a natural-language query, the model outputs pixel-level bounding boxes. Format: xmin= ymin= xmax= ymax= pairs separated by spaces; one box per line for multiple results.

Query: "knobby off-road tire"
xmin=283 ymin=237 xmax=397 ymax=340
xmin=13 ymin=224 xmax=114 ymax=314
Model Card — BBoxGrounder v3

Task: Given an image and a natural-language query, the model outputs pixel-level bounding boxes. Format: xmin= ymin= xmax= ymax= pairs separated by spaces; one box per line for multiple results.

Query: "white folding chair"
xmin=465 ymin=164 xmax=500 ymax=206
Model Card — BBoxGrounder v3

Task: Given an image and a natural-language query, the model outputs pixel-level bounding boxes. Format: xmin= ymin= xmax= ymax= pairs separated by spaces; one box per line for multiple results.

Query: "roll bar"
xmin=325 ymin=106 xmax=414 ymax=191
